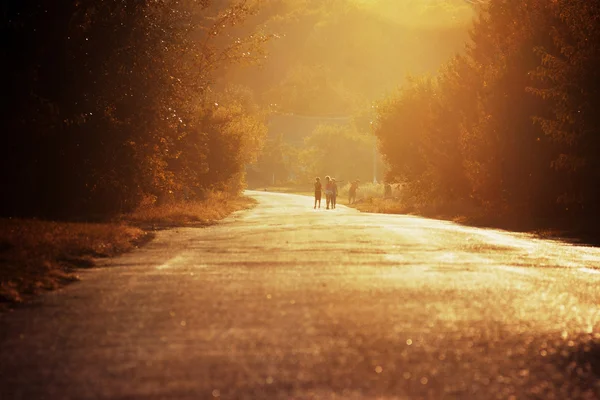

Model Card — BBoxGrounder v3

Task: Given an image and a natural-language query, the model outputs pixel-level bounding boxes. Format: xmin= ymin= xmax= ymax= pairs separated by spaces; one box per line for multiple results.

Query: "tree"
xmin=373 ymin=0 xmax=563 ymax=221
xmin=529 ymin=0 xmax=600 ymax=219
xmin=225 ymin=0 xmax=473 ymax=116
xmin=298 ymin=123 xmax=374 ymax=183
xmin=1 ymin=0 xmax=269 ymax=218
xmin=375 ymin=76 xmax=436 ymax=200
xmin=252 ymin=133 xmax=299 ymax=185
xmin=459 ymin=0 xmax=554 ymax=216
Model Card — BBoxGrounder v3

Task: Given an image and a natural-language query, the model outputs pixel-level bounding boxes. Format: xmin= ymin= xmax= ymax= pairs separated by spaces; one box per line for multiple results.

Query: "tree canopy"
xmin=2 ymin=0 xmax=269 ymax=218
xmin=374 ymin=0 xmax=600 ymax=228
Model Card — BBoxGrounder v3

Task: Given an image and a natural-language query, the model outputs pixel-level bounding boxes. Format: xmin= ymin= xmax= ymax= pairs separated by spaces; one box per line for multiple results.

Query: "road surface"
xmin=1 ymin=191 xmax=599 ymax=399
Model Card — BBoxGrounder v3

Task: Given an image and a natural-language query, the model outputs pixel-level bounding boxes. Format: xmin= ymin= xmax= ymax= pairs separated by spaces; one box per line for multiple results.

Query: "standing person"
xmin=349 ymin=180 xmax=359 ymax=204
xmin=314 ymin=177 xmax=322 ymax=209
xmin=331 ymin=178 xmax=338 ymax=209
xmin=324 ymin=176 xmax=333 ymax=209
xmin=384 ymin=182 xmax=392 ymax=199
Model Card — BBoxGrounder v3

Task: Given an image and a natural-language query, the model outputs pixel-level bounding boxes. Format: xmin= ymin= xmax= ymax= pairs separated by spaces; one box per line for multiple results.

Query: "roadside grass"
xmin=339 ymin=182 xmax=386 ymax=204
xmin=351 ymin=197 xmax=411 ymax=214
xmin=0 ymin=220 xmax=150 ymax=306
xmin=250 ymin=184 xmax=313 ymax=197
xmin=348 ymin=187 xmax=505 ymax=226
xmin=0 ymin=193 xmax=256 ymax=308
xmin=348 ymin=192 xmax=600 ymax=245
xmin=124 ymin=192 xmax=256 ymax=228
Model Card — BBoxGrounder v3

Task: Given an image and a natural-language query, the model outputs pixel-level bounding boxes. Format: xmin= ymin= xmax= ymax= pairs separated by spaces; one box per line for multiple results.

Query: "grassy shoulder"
xmin=248 ymin=184 xmax=314 ymax=197
xmin=124 ymin=192 xmax=256 ymax=228
xmin=349 ymin=194 xmax=600 ymax=246
xmin=0 ymin=194 xmax=256 ymax=308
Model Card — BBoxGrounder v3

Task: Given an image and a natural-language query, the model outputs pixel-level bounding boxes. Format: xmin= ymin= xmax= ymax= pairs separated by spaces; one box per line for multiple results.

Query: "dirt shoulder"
xmin=0 ymin=195 xmax=256 ymax=308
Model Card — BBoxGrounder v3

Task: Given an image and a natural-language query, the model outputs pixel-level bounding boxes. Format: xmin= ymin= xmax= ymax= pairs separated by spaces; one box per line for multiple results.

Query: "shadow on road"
xmin=193 ymin=327 xmax=600 ymax=400
xmin=551 ymin=333 xmax=600 ymax=385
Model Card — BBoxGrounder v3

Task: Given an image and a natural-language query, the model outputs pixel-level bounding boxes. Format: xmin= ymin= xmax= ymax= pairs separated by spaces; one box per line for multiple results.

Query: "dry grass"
xmin=0 ymin=219 xmax=150 ymax=305
xmin=350 ymin=196 xmax=565 ymax=238
xmin=253 ymin=185 xmax=314 ymax=197
xmin=0 ymin=193 xmax=256 ymax=307
xmin=125 ymin=193 xmax=256 ymax=228
xmin=350 ymin=195 xmax=483 ymax=223
xmin=339 ymin=182 xmax=386 ymax=201
xmin=351 ymin=197 xmax=411 ymax=214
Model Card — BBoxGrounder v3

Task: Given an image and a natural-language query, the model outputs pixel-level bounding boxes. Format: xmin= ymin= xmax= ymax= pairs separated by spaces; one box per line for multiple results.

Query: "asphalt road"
xmin=1 ymin=191 xmax=600 ymax=400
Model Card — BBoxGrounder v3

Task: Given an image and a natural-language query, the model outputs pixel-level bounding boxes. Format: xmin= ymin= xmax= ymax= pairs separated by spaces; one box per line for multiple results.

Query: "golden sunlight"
xmin=351 ymin=0 xmax=475 ymax=27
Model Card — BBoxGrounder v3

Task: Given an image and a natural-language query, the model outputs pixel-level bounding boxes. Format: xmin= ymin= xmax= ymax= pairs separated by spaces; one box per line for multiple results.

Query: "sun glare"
xmin=351 ymin=0 xmax=475 ymax=28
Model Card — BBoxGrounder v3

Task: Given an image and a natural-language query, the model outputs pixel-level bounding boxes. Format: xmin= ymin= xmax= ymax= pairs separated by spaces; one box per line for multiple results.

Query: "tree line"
xmin=375 ymin=0 xmax=600 ymax=229
xmin=252 ymin=121 xmax=378 ymax=186
xmin=2 ymin=0 xmax=268 ymax=219
xmin=230 ymin=0 xmax=472 ymax=116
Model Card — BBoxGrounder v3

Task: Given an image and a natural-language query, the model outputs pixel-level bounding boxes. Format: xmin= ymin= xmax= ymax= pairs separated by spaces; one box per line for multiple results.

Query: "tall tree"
xmin=1 ymin=0 xmax=269 ymax=217
xmin=529 ymin=0 xmax=600 ymax=218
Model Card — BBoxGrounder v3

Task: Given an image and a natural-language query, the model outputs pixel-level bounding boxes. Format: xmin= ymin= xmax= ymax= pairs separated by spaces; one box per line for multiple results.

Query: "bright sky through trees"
xmin=224 ymin=0 xmax=475 ymax=117
xmin=349 ymin=0 xmax=475 ymax=27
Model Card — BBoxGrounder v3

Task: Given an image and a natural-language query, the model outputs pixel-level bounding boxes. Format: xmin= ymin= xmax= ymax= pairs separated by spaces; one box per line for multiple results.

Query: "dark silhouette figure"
xmin=349 ymin=180 xmax=359 ymax=204
xmin=314 ymin=177 xmax=322 ymax=209
xmin=324 ymin=176 xmax=333 ymax=209
xmin=331 ymin=178 xmax=338 ymax=209
xmin=384 ymin=183 xmax=392 ymax=199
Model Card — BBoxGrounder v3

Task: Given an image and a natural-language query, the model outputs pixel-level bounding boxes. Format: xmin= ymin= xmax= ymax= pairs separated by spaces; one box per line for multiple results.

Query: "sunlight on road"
xmin=3 ymin=191 xmax=599 ymax=400
xmin=364 ymin=207 xmax=600 ymax=272
xmin=156 ymin=254 xmax=190 ymax=270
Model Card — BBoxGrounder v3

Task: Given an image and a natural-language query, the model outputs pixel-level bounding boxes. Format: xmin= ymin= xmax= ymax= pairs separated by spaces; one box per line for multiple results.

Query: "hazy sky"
xmin=349 ymin=0 xmax=475 ymax=27
xmin=223 ymin=0 xmax=476 ymax=115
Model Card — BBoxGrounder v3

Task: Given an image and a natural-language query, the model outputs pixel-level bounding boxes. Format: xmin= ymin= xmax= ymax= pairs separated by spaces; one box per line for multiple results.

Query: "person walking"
xmin=349 ymin=180 xmax=359 ymax=204
xmin=331 ymin=178 xmax=338 ymax=209
xmin=314 ymin=177 xmax=322 ymax=209
xmin=324 ymin=176 xmax=333 ymax=209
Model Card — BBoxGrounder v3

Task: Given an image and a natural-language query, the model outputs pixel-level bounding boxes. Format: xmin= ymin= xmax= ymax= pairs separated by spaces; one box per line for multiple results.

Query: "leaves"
xmin=374 ymin=0 xmax=600 ymax=225
xmin=2 ymin=0 xmax=269 ymax=218
xmin=299 ymin=123 xmax=375 ymax=183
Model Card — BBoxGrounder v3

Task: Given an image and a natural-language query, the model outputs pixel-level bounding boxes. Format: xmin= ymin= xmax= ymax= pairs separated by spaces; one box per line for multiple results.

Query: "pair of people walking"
xmin=314 ymin=176 xmax=337 ymax=209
